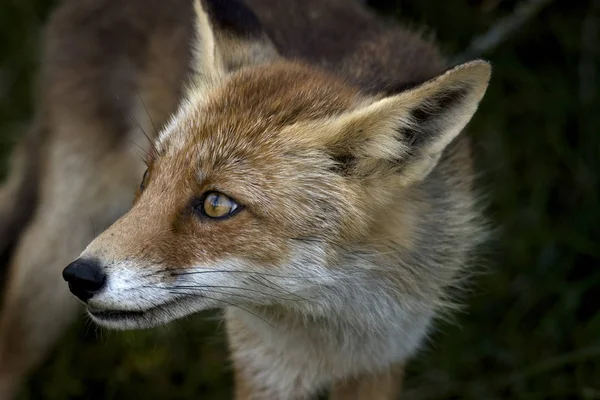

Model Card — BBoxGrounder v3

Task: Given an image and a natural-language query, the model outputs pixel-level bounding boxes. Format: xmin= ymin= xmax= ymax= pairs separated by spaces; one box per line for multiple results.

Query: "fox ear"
xmin=192 ymin=0 xmax=279 ymax=88
xmin=326 ymin=60 xmax=491 ymax=184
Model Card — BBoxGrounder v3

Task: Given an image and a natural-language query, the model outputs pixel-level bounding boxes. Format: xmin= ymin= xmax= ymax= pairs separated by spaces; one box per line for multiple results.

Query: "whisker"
xmin=170 ymin=269 xmax=313 ymax=280
xmin=147 ymin=284 xmax=313 ymax=303
xmin=86 ymin=210 xmax=97 ymax=238
xmin=163 ymin=289 xmax=273 ymax=327
xmin=136 ymin=90 xmax=159 ymax=137
xmin=166 ymin=287 xmax=257 ymax=301
xmin=127 ymin=112 xmax=159 ymax=161
xmin=246 ymin=275 xmax=310 ymax=302
xmin=129 ymin=140 xmax=152 ymax=166
xmin=205 ymin=295 xmax=273 ymax=327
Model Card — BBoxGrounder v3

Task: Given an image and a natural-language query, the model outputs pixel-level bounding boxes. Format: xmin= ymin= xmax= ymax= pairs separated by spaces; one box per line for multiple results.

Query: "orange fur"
xmin=0 ymin=0 xmax=490 ymax=398
xmin=76 ymin=2 xmax=490 ymax=396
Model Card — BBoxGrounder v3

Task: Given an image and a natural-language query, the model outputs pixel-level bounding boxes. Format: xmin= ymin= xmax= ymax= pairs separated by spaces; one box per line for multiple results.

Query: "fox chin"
xmin=86 ymin=295 xmax=206 ymax=330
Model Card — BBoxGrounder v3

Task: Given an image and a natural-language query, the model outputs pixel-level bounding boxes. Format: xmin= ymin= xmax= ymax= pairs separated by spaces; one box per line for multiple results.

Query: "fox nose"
xmin=62 ymin=259 xmax=106 ymax=302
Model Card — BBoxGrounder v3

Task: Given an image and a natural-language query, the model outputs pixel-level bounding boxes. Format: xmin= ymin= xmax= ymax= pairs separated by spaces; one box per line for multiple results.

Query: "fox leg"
xmin=0 ymin=128 xmax=41 ymax=272
xmin=0 ymin=137 xmax=144 ymax=399
xmin=329 ymin=364 xmax=404 ymax=400
xmin=0 ymin=208 xmax=85 ymax=399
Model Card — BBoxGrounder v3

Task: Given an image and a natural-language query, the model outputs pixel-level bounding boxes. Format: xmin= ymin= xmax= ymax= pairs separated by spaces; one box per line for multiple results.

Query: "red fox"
xmin=0 ymin=0 xmax=490 ymax=398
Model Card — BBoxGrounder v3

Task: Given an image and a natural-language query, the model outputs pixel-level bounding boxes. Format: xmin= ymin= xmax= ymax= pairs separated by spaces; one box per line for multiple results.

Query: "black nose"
xmin=62 ymin=259 xmax=106 ymax=302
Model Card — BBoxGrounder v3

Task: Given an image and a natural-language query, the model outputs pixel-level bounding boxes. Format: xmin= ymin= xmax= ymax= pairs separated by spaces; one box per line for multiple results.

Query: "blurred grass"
xmin=1 ymin=0 xmax=599 ymax=399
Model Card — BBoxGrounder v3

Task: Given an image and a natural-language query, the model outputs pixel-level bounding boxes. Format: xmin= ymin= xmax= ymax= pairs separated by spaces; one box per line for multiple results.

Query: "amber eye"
xmin=140 ymin=169 xmax=150 ymax=191
xmin=201 ymin=192 xmax=240 ymax=219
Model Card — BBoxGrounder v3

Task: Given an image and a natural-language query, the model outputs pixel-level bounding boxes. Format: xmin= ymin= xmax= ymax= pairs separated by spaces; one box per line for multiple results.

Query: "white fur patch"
xmin=83 ymin=239 xmax=435 ymax=395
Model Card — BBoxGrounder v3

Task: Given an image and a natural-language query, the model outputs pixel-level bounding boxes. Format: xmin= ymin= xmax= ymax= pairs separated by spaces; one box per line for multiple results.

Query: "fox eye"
xmin=140 ymin=169 xmax=150 ymax=191
xmin=200 ymin=192 xmax=240 ymax=219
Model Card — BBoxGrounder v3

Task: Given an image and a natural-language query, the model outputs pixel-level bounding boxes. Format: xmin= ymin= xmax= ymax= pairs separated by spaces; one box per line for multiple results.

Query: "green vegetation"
xmin=1 ymin=0 xmax=598 ymax=398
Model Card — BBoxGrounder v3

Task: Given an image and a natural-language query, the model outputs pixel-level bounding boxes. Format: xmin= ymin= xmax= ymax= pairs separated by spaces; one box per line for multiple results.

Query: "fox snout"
xmin=62 ymin=259 xmax=107 ymax=302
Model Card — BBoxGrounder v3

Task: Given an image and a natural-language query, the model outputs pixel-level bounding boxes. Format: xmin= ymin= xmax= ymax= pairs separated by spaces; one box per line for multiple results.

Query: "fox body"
xmin=0 ymin=0 xmax=490 ymax=398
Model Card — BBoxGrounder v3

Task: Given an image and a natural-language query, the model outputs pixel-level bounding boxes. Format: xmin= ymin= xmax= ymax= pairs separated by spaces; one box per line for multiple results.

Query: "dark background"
xmin=1 ymin=0 xmax=598 ymax=399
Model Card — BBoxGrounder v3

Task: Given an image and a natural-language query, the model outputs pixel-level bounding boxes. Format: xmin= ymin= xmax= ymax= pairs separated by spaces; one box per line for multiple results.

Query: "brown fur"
xmin=77 ymin=1 xmax=489 ymax=398
xmin=0 ymin=0 xmax=488 ymax=398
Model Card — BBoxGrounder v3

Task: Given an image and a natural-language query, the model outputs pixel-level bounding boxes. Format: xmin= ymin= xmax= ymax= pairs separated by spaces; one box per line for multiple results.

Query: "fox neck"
xmin=225 ymin=267 xmax=434 ymax=389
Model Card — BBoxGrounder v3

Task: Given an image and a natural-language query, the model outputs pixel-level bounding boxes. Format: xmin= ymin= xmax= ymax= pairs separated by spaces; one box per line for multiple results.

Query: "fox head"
xmin=63 ymin=0 xmax=491 ymax=329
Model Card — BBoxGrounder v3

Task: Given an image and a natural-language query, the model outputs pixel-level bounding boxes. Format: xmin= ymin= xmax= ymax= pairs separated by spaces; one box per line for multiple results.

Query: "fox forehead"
xmin=158 ymin=62 xmax=362 ymax=158
xmin=148 ymin=61 xmax=368 ymax=215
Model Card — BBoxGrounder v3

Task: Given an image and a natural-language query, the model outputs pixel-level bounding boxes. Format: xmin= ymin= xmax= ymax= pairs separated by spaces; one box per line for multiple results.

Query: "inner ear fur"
xmin=324 ymin=60 xmax=492 ymax=183
xmin=191 ymin=0 xmax=279 ymax=89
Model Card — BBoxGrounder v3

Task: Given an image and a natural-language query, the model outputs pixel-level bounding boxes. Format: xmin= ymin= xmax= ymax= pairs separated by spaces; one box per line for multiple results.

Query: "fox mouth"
xmin=88 ymin=307 xmax=150 ymax=320
xmin=87 ymin=295 xmax=199 ymax=329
